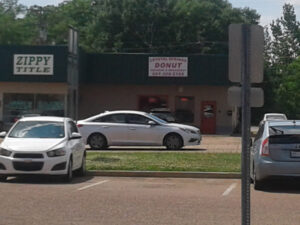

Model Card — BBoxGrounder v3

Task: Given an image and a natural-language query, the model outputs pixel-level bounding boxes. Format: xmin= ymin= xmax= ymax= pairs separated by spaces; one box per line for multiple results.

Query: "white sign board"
xmin=149 ymin=57 xmax=188 ymax=77
xmin=14 ymin=54 xmax=54 ymax=75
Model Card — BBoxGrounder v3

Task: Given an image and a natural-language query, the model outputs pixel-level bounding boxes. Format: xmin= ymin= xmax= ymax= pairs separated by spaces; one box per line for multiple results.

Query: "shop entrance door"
xmin=201 ymin=101 xmax=216 ymax=134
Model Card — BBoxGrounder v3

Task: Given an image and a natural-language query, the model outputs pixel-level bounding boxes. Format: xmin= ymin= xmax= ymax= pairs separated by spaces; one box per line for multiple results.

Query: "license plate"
xmin=290 ymin=151 xmax=300 ymax=158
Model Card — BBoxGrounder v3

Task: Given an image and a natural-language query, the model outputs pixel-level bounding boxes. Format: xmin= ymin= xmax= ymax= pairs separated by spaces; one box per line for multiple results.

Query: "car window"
xmin=9 ymin=121 xmax=65 ymax=138
xmin=127 ymin=114 xmax=151 ymax=125
xmin=269 ymin=125 xmax=300 ymax=135
xmin=68 ymin=121 xmax=78 ymax=135
xmin=93 ymin=114 xmax=126 ymax=123
xmin=254 ymin=124 xmax=264 ymax=142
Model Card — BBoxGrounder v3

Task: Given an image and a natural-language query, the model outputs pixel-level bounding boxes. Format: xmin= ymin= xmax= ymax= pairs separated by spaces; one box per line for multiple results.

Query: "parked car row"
xmin=0 ymin=110 xmax=202 ymax=182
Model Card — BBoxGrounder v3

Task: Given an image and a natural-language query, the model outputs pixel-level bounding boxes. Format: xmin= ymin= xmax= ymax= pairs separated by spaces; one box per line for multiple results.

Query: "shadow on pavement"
xmin=4 ymin=174 xmax=94 ymax=185
xmin=255 ymin=178 xmax=300 ymax=194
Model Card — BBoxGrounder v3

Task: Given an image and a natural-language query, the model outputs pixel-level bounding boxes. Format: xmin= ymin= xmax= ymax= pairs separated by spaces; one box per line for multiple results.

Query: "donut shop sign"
xmin=13 ymin=54 xmax=54 ymax=75
xmin=148 ymin=57 xmax=188 ymax=77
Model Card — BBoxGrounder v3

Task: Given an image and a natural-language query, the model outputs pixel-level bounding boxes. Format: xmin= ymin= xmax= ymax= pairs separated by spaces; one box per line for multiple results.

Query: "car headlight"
xmin=47 ymin=148 xmax=66 ymax=157
xmin=180 ymin=128 xmax=196 ymax=134
xmin=0 ymin=148 xmax=12 ymax=157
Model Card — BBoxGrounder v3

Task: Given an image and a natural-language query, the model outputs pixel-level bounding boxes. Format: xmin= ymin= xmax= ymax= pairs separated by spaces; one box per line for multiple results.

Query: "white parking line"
xmin=222 ymin=183 xmax=237 ymax=196
xmin=77 ymin=180 xmax=109 ymax=191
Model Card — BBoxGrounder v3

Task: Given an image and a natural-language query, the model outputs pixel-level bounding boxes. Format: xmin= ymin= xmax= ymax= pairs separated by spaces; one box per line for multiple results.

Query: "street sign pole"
xmin=229 ymin=23 xmax=264 ymax=225
xmin=241 ymin=24 xmax=251 ymax=225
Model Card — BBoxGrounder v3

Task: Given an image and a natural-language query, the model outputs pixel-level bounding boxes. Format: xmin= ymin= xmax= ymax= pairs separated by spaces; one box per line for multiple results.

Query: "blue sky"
xmin=19 ymin=0 xmax=300 ymax=27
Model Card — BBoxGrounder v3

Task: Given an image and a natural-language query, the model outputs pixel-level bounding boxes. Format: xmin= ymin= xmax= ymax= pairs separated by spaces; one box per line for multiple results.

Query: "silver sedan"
xmin=250 ymin=120 xmax=300 ymax=190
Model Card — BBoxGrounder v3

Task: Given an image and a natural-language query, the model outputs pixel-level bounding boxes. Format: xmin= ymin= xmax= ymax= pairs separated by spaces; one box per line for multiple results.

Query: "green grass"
xmin=86 ymin=152 xmax=241 ymax=172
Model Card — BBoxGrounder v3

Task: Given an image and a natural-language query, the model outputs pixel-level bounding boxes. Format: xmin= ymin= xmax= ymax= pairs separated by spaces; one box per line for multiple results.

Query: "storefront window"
xmin=36 ymin=94 xmax=65 ymax=116
xmin=3 ymin=93 xmax=65 ymax=123
xmin=3 ymin=94 xmax=34 ymax=123
xmin=175 ymin=96 xmax=195 ymax=123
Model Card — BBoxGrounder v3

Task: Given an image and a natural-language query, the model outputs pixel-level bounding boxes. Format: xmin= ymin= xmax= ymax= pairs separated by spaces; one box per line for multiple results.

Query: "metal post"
xmin=241 ymin=24 xmax=251 ymax=225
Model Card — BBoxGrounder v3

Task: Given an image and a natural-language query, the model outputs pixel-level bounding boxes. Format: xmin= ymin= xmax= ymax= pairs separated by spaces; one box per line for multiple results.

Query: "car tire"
xmin=253 ymin=170 xmax=264 ymax=190
xmin=88 ymin=133 xmax=107 ymax=150
xmin=0 ymin=175 xmax=7 ymax=182
xmin=164 ymin=133 xmax=183 ymax=150
xmin=77 ymin=153 xmax=86 ymax=176
xmin=63 ymin=158 xmax=73 ymax=183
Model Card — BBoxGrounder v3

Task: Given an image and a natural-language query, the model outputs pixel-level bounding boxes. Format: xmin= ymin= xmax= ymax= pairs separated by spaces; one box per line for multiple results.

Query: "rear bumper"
xmin=256 ymin=157 xmax=300 ymax=180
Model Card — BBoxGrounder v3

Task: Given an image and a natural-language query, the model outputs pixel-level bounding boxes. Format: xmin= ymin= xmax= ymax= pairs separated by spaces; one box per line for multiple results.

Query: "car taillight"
xmin=77 ymin=124 xmax=83 ymax=128
xmin=261 ymin=138 xmax=269 ymax=156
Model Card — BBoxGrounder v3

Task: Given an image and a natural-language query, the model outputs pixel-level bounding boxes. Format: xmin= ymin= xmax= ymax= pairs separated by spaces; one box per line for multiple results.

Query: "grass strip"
xmin=86 ymin=152 xmax=241 ymax=172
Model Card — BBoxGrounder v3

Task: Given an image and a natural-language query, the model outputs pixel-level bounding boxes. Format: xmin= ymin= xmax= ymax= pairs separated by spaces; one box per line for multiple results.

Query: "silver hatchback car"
xmin=251 ymin=120 xmax=300 ymax=189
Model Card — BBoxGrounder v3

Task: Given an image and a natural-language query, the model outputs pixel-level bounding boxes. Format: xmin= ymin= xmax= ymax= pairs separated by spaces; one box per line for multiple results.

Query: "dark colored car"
xmin=150 ymin=108 xmax=176 ymax=123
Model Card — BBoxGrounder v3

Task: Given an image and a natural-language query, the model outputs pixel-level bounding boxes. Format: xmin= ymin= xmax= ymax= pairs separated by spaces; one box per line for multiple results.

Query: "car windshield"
xmin=9 ymin=121 xmax=65 ymax=138
xmin=146 ymin=113 xmax=168 ymax=124
xmin=269 ymin=125 xmax=300 ymax=135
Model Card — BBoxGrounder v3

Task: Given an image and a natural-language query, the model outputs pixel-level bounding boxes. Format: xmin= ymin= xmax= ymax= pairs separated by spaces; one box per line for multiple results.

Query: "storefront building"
xmin=0 ymin=46 xmax=68 ymax=130
xmin=0 ymin=46 xmax=237 ymax=134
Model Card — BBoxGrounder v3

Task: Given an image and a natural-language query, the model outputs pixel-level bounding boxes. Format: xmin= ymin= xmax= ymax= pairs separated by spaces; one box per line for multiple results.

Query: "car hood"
xmin=1 ymin=138 xmax=65 ymax=152
xmin=165 ymin=123 xmax=200 ymax=132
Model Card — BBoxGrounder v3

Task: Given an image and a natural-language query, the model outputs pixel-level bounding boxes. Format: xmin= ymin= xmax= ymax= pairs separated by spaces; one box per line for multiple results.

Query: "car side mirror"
xmin=148 ymin=121 xmax=157 ymax=126
xmin=69 ymin=132 xmax=82 ymax=140
xmin=0 ymin=131 xmax=7 ymax=138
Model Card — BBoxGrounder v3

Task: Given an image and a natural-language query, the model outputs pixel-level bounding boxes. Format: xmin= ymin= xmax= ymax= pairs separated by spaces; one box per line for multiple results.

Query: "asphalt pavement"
xmin=1 ymin=176 xmax=300 ymax=225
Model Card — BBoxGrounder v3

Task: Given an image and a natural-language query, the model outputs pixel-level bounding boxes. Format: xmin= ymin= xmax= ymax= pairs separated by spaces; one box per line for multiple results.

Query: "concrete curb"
xmin=88 ymin=171 xmax=241 ymax=179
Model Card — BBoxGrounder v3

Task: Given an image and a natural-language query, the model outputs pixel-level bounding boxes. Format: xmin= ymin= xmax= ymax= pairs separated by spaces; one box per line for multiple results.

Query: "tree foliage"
xmin=86 ymin=0 xmax=259 ymax=53
xmin=0 ymin=0 xmax=260 ymax=54
xmin=262 ymin=3 xmax=300 ymax=118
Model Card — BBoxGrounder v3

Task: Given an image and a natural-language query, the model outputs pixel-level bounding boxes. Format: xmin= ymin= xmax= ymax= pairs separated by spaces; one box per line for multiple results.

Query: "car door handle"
xmin=101 ymin=126 xmax=109 ymax=128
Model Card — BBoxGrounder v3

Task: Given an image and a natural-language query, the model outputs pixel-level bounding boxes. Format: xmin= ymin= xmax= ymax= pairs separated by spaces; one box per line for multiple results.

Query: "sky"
xmin=19 ymin=0 xmax=300 ymax=27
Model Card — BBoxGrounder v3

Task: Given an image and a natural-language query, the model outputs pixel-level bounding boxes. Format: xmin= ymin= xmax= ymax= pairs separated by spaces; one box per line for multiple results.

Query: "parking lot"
xmin=1 ymin=176 xmax=300 ymax=225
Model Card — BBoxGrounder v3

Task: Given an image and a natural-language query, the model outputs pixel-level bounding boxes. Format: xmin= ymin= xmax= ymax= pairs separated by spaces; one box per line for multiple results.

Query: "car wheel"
xmin=164 ymin=133 xmax=183 ymax=150
xmin=0 ymin=175 xmax=7 ymax=182
xmin=77 ymin=153 xmax=86 ymax=176
xmin=63 ymin=159 xmax=73 ymax=183
xmin=88 ymin=133 xmax=107 ymax=150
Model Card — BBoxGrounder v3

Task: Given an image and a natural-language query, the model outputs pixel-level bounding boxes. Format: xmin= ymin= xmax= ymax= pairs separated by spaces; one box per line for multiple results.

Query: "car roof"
xmin=264 ymin=113 xmax=286 ymax=116
xmin=150 ymin=108 xmax=171 ymax=112
xmin=263 ymin=113 xmax=287 ymax=119
xmin=19 ymin=116 xmax=68 ymax=122
xmin=98 ymin=110 xmax=147 ymax=116
xmin=267 ymin=120 xmax=300 ymax=126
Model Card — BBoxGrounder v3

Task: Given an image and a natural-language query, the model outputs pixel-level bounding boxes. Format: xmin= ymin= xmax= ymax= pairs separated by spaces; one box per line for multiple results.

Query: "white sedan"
xmin=77 ymin=110 xmax=201 ymax=150
xmin=0 ymin=116 xmax=86 ymax=182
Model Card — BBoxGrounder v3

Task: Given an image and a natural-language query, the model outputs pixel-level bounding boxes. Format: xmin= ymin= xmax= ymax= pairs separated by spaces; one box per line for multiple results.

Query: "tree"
xmin=268 ymin=4 xmax=300 ymax=71
xmin=261 ymin=4 xmax=300 ymax=118
xmin=0 ymin=0 xmax=31 ymax=45
xmin=24 ymin=0 xmax=94 ymax=45
xmin=277 ymin=57 xmax=300 ymax=118
xmin=84 ymin=0 xmax=260 ymax=53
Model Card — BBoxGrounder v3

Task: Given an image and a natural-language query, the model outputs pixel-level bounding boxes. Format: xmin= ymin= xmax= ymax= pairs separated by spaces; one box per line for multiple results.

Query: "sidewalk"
xmin=197 ymin=135 xmax=241 ymax=153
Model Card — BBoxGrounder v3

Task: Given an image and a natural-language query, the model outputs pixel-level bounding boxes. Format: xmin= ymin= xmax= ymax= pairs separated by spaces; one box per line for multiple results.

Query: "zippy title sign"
xmin=14 ymin=54 xmax=54 ymax=75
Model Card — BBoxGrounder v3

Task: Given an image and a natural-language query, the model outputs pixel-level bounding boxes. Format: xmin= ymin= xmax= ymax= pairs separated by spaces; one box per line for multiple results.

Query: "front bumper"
xmin=184 ymin=133 xmax=202 ymax=146
xmin=256 ymin=157 xmax=300 ymax=180
xmin=0 ymin=151 xmax=69 ymax=175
